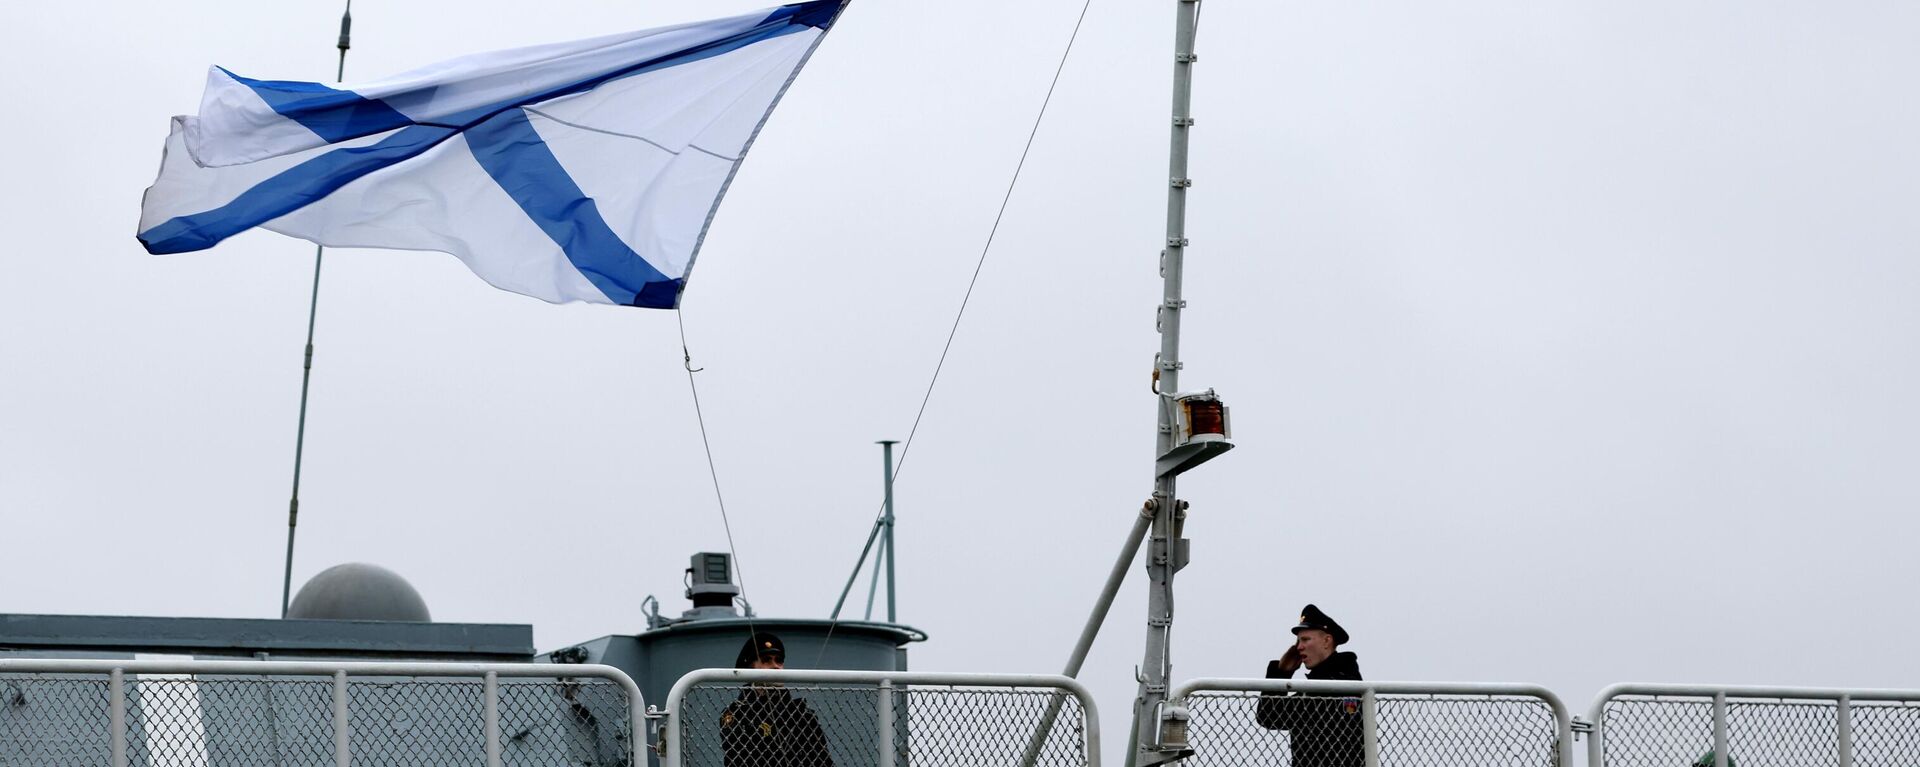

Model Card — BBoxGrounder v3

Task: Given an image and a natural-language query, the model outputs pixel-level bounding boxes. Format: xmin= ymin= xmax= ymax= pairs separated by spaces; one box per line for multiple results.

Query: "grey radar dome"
xmin=286 ymin=563 xmax=431 ymax=622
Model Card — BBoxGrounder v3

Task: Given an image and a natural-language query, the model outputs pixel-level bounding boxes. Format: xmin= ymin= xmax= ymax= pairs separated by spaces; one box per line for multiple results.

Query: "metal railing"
xmin=14 ymin=657 xmax=1919 ymax=767
xmin=661 ymin=669 xmax=1101 ymax=767
xmin=1170 ymin=678 xmax=1573 ymax=767
xmin=0 ymin=658 xmax=645 ymax=766
xmin=1587 ymin=684 xmax=1920 ymax=767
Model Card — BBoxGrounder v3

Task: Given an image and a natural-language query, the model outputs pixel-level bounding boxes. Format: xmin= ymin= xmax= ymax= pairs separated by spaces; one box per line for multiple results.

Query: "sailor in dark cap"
xmin=1255 ymin=604 xmax=1364 ymax=767
xmin=721 ymin=632 xmax=835 ymax=767
xmin=736 ymin=631 xmax=789 ymax=670
xmin=1272 ymin=604 xmax=1361 ymax=681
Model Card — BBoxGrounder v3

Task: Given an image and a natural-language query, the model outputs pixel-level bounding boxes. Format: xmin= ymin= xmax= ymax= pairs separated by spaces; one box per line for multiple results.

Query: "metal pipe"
xmin=1712 ymin=692 xmax=1728 ymax=767
xmin=2 ymin=660 xmax=648 ymax=766
xmin=1133 ymin=0 xmax=1200 ymax=764
xmin=0 ymin=658 xmax=643 ymax=683
xmin=830 ymin=517 xmax=886 ymax=620
xmin=282 ymin=0 xmax=352 ymax=619
xmin=877 ymin=679 xmax=896 ymax=767
xmin=663 ymin=691 xmax=684 ymax=767
xmin=1173 ymin=678 xmax=1576 ymax=700
xmin=1585 ymin=682 xmax=1920 ymax=767
xmin=1837 ymin=694 xmax=1853 ymax=767
xmin=863 ymin=535 xmax=884 ymax=621
xmin=484 ymin=671 xmax=502 ymax=767
xmin=281 ymin=242 xmax=324 ymax=619
xmin=1069 ymin=506 xmax=1154 ymax=679
xmin=1361 ymin=688 xmax=1380 ymax=767
xmin=880 ymin=440 xmax=899 ymax=623
xmin=1587 ymin=682 xmax=1920 ymax=703
xmin=333 ymin=670 xmax=350 ymax=767
xmin=664 ymin=669 xmax=1102 ymax=767
xmin=1020 ymin=506 xmax=1153 ymax=767
xmin=109 ymin=668 xmax=127 ymax=767
xmin=1174 ymin=678 xmax=1577 ymax=767
xmin=1588 ymin=697 xmax=1606 ymax=767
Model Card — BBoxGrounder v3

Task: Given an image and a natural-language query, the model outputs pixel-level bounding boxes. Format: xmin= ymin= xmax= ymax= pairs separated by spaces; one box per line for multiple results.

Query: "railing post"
xmin=1837 ymin=694 xmax=1853 ymax=767
xmin=108 ymin=667 xmax=128 ymax=767
xmin=1712 ymin=692 xmax=1729 ymax=767
xmin=1362 ymin=687 xmax=1380 ymax=767
xmin=333 ymin=669 xmax=351 ymax=767
xmin=484 ymin=671 xmax=503 ymax=767
xmin=877 ymin=678 xmax=897 ymax=767
xmin=1588 ymin=699 xmax=1607 ymax=767
xmin=665 ymin=699 xmax=683 ymax=767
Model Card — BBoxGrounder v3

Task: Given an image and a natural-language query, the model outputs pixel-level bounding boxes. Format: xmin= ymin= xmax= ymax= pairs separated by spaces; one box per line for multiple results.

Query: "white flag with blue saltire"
xmin=139 ymin=1 xmax=845 ymax=308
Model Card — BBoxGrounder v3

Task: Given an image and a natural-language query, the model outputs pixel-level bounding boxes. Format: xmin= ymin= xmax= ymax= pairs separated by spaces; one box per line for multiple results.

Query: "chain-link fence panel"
xmin=1182 ymin=690 xmax=1562 ymax=767
xmin=1598 ymin=698 xmax=1714 ymax=767
xmin=1185 ymin=690 xmax=1359 ymax=767
xmin=346 ymin=677 xmax=486 ymax=765
xmin=1375 ymin=696 xmax=1562 ymax=767
xmin=1600 ymin=695 xmax=1920 ymax=767
xmin=499 ymin=677 xmax=635 ymax=767
xmin=1728 ymin=700 xmax=1840 ymax=767
xmin=1 ymin=665 xmax=643 ymax=766
xmin=0 ymin=675 xmax=114 ymax=766
xmin=1851 ymin=702 xmax=1920 ymax=767
xmin=675 ymin=682 xmax=1090 ymax=767
xmin=129 ymin=676 xmax=338 ymax=766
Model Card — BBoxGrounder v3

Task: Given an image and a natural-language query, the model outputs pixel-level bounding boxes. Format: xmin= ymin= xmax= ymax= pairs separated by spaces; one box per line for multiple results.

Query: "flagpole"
xmin=281 ymin=1 xmax=353 ymax=619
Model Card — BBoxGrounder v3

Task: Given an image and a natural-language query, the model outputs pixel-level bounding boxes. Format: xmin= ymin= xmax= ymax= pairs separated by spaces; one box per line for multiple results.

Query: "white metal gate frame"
xmin=1586 ymin=683 xmax=1920 ymax=767
xmin=0 ymin=658 xmax=647 ymax=767
xmin=1170 ymin=678 xmax=1575 ymax=767
xmin=661 ymin=668 xmax=1104 ymax=767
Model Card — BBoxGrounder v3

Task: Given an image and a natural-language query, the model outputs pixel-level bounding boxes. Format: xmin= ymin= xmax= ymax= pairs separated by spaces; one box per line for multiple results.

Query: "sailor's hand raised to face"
xmin=1275 ymin=645 xmax=1302 ymax=677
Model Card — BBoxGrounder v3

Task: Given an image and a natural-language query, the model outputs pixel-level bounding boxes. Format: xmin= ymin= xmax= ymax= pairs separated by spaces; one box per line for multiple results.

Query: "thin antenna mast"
xmin=842 ymin=440 xmax=902 ymax=624
xmin=880 ymin=439 xmax=899 ymax=623
xmin=280 ymin=0 xmax=354 ymax=619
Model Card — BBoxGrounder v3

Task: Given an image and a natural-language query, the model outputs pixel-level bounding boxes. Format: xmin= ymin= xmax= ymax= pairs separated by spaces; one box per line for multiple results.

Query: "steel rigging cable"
xmin=674 ymin=308 xmax=759 ymax=644
xmin=817 ymin=0 xmax=1104 ymax=661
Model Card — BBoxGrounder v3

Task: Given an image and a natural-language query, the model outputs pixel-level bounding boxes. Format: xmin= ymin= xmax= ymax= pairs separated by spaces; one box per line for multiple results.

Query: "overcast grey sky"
xmin=6 ymin=0 xmax=1919 ymax=749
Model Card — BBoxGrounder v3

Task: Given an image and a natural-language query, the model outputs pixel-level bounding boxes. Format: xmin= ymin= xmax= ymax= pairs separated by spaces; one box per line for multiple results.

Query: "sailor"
xmin=720 ymin=632 xmax=835 ymax=767
xmin=1254 ymin=604 xmax=1364 ymax=767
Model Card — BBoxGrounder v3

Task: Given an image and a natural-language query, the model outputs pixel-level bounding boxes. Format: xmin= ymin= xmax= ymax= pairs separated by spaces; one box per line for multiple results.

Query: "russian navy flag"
xmin=138 ymin=1 xmax=845 ymax=308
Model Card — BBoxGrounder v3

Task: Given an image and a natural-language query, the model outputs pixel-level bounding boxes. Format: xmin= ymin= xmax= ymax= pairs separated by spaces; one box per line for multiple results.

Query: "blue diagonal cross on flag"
xmin=139 ymin=1 xmax=844 ymax=308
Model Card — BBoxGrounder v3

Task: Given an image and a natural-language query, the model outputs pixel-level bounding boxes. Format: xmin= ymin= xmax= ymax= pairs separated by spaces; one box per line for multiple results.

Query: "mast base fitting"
xmin=1138 ymin=702 xmax=1196 ymax=767
xmin=1156 ymin=703 xmax=1192 ymax=751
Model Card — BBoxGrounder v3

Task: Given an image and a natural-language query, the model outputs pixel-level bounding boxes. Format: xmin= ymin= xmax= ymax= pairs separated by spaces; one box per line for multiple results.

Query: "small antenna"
xmin=833 ymin=440 xmax=902 ymax=624
xmin=280 ymin=0 xmax=356 ymax=620
xmin=335 ymin=1 xmax=352 ymax=79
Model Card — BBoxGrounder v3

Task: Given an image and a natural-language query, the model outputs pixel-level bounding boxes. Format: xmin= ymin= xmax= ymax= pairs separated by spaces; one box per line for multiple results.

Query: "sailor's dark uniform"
xmin=719 ymin=687 xmax=834 ymax=767
xmin=1255 ymin=604 xmax=1364 ymax=767
xmin=720 ymin=631 xmax=835 ymax=767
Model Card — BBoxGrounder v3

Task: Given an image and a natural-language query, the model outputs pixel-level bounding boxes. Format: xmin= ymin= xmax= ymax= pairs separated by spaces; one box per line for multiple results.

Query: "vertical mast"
xmin=1133 ymin=0 xmax=1200 ymax=764
xmin=880 ymin=439 xmax=899 ymax=623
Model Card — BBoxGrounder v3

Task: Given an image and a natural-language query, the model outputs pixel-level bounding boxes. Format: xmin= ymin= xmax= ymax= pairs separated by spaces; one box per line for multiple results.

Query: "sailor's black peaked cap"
xmin=735 ymin=631 xmax=786 ymax=668
xmin=1290 ymin=604 xmax=1350 ymax=645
